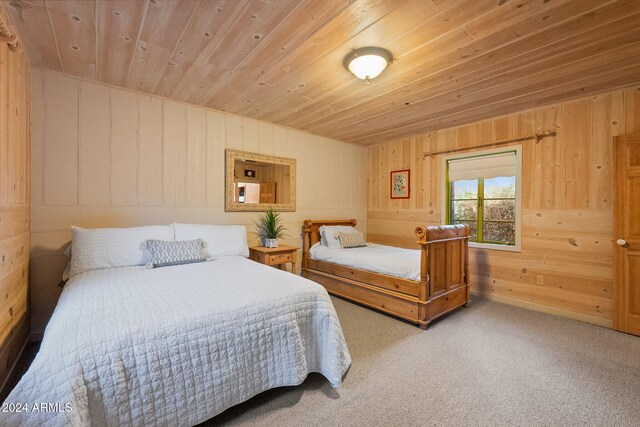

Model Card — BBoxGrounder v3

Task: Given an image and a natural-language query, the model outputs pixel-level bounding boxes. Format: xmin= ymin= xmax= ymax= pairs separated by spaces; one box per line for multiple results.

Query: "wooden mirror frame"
xmin=225 ymin=149 xmax=296 ymax=212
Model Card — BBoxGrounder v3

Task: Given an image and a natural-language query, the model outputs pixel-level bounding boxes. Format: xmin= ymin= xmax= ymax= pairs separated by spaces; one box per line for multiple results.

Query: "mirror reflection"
xmin=225 ymin=149 xmax=296 ymax=212
xmin=233 ymin=160 xmax=291 ymax=204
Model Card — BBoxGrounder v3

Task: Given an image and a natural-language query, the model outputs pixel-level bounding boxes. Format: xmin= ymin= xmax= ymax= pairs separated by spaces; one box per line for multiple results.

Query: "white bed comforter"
xmin=309 ymin=242 xmax=421 ymax=281
xmin=2 ymin=257 xmax=351 ymax=426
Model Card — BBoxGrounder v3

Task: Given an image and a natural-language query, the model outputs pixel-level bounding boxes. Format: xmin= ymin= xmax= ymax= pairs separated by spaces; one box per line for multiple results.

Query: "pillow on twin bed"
xmin=336 ymin=232 xmax=367 ymax=248
xmin=145 ymin=239 xmax=207 ymax=268
xmin=320 ymin=225 xmax=359 ymax=249
xmin=173 ymin=223 xmax=249 ymax=260
xmin=69 ymin=225 xmax=175 ymax=279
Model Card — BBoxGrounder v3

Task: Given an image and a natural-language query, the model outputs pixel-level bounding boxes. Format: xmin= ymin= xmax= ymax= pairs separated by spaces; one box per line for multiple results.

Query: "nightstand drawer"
xmin=270 ymin=253 xmax=293 ymax=264
xmin=249 ymin=245 xmax=298 ymax=273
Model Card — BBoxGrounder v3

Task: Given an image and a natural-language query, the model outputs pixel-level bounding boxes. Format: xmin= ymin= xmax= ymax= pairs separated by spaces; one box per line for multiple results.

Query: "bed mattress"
xmin=308 ymin=242 xmax=421 ymax=281
xmin=2 ymin=257 xmax=351 ymax=426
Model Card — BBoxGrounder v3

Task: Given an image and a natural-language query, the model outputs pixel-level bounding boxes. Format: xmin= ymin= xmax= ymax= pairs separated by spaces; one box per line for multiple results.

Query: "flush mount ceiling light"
xmin=343 ymin=47 xmax=393 ymax=84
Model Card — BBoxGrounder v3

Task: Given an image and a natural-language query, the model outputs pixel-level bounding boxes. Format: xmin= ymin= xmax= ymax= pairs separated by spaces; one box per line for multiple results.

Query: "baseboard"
xmin=0 ymin=335 xmax=30 ymax=401
xmin=473 ymin=291 xmax=613 ymax=329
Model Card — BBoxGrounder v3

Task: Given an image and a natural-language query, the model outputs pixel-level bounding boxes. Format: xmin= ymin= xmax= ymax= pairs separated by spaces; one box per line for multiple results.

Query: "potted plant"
xmin=256 ymin=209 xmax=287 ymax=248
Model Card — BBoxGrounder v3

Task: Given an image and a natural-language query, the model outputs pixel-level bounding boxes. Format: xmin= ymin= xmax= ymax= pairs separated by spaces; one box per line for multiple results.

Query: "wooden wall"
xmin=263 ymin=164 xmax=291 ymax=204
xmin=368 ymin=85 xmax=640 ymax=327
xmin=30 ymin=69 xmax=368 ymax=337
xmin=0 ymin=38 xmax=30 ymax=388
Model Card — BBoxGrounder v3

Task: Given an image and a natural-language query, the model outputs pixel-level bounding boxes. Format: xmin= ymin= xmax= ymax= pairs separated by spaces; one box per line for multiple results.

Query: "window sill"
xmin=469 ymin=241 xmax=521 ymax=252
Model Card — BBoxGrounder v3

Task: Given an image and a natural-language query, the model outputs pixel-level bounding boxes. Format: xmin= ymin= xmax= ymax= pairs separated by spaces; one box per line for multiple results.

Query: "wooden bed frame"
xmin=302 ymin=219 xmax=470 ymax=329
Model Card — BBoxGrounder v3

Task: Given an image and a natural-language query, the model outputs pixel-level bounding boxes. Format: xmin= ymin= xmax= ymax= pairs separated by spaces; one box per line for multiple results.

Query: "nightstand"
xmin=249 ymin=245 xmax=299 ymax=273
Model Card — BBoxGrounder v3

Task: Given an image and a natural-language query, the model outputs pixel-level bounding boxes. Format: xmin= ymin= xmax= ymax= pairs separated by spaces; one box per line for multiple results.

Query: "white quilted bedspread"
xmin=309 ymin=242 xmax=421 ymax=281
xmin=2 ymin=257 xmax=351 ymax=426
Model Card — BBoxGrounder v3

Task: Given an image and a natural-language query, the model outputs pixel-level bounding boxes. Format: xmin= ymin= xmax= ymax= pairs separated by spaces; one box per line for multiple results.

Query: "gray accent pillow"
xmin=145 ymin=239 xmax=207 ymax=268
xmin=337 ymin=232 xmax=367 ymax=248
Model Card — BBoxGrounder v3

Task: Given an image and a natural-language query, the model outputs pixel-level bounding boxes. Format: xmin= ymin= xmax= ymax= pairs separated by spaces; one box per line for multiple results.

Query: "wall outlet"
xmin=536 ymin=275 xmax=544 ymax=285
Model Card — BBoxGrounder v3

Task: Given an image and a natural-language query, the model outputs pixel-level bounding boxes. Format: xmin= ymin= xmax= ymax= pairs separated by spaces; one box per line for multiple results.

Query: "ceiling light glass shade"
xmin=343 ymin=47 xmax=392 ymax=83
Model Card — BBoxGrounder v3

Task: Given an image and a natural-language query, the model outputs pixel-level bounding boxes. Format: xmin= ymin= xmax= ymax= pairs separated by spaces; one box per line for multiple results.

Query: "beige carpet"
xmin=204 ymin=297 xmax=640 ymax=426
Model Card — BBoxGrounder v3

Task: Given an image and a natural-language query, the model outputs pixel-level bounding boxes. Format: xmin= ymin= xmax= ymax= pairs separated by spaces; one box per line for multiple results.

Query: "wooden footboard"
xmin=302 ymin=220 xmax=470 ymax=328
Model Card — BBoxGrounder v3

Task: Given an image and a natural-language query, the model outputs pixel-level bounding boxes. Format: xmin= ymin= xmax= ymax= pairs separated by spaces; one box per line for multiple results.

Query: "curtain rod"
xmin=0 ymin=10 xmax=21 ymax=53
xmin=422 ymin=130 xmax=556 ymax=158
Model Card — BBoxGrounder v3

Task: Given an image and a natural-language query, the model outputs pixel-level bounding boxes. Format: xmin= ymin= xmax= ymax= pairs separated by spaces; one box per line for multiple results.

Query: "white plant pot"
xmin=264 ymin=238 xmax=279 ymax=248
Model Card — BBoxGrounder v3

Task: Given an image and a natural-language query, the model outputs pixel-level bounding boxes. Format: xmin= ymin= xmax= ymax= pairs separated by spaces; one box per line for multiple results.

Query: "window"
xmin=444 ymin=147 xmax=521 ymax=252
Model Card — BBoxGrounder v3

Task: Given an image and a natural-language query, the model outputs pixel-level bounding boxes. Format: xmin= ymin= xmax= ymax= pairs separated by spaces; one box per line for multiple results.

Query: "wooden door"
xmin=243 ymin=183 xmax=261 ymax=203
xmin=614 ymin=132 xmax=640 ymax=335
xmin=260 ymin=181 xmax=276 ymax=204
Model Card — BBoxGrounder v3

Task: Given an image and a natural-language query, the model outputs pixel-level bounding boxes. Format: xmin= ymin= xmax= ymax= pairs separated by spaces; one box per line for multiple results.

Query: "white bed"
xmin=308 ymin=242 xmax=421 ymax=281
xmin=4 ymin=256 xmax=351 ymax=426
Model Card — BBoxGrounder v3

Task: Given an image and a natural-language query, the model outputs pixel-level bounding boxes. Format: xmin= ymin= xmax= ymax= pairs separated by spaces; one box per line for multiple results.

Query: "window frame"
xmin=442 ymin=145 xmax=522 ymax=253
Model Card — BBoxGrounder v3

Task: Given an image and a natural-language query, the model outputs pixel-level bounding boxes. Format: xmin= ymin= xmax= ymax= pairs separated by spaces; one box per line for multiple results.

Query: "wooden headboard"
xmin=303 ymin=219 xmax=357 ymax=246
xmin=302 ymin=219 xmax=357 ymax=269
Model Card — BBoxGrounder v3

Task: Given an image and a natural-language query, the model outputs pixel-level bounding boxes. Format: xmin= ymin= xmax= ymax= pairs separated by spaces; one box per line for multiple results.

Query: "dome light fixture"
xmin=343 ymin=47 xmax=393 ymax=84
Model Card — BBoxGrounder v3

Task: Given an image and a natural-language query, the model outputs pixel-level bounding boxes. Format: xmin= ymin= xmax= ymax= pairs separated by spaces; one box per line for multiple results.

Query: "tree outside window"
xmin=445 ymin=149 xmax=520 ymax=250
xmin=449 ymin=176 xmax=516 ymax=245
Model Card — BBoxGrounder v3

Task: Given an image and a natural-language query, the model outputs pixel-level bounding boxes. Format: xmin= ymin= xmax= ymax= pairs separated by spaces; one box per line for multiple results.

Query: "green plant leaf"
xmin=254 ymin=209 xmax=288 ymax=240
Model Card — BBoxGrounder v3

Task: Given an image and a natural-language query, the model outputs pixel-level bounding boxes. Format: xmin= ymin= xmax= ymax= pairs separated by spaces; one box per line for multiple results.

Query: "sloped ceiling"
xmin=6 ymin=0 xmax=640 ymax=144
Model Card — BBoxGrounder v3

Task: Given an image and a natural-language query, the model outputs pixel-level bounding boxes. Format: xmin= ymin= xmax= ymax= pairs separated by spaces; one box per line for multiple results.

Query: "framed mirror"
xmin=225 ymin=149 xmax=296 ymax=212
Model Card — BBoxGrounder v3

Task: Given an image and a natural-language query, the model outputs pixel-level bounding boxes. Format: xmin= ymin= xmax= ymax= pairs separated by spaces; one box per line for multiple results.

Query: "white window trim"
xmin=441 ymin=145 xmax=522 ymax=253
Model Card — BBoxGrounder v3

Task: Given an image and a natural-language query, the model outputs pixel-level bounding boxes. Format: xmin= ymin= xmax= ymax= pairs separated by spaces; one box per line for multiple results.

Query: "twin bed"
xmin=302 ymin=220 xmax=470 ymax=329
xmin=4 ymin=220 xmax=469 ymax=425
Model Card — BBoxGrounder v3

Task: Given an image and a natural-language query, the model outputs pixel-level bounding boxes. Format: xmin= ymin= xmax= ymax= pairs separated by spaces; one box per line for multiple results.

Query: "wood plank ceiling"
xmin=5 ymin=0 xmax=640 ymax=145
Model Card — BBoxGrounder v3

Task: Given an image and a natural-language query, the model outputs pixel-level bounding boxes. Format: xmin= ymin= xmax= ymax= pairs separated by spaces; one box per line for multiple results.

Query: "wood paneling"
xmin=43 ymin=72 xmax=77 ymax=206
xmin=138 ymin=95 xmax=163 ymax=206
xmin=162 ymin=100 xmax=187 ymax=207
xmin=0 ymin=23 xmax=30 ymax=392
xmin=186 ymin=107 xmax=207 ymax=207
xmin=367 ymin=86 xmax=640 ymax=327
xmin=78 ymin=81 xmax=110 ymax=206
xmin=6 ymin=0 xmax=640 ymax=144
xmin=110 ymin=88 xmax=138 ymax=206
xmin=96 ymin=0 xmax=147 ymax=87
xmin=29 ymin=69 xmax=368 ymax=336
xmin=45 ymin=0 xmax=96 ymax=78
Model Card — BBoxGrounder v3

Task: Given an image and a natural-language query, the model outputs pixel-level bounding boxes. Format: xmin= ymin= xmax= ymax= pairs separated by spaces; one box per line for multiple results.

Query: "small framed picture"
xmin=244 ymin=169 xmax=256 ymax=178
xmin=390 ymin=169 xmax=410 ymax=199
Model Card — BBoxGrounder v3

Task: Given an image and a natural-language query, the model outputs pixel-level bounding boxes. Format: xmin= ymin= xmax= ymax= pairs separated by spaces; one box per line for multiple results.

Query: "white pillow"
xmin=320 ymin=225 xmax=359 ymax=249
xmin=173 ymin=224 xmax=249 ymax=259
xmin=69 ymin=225 xmax=175 ymax=278
xmin=62 ymin=245 xmax=72 ymax=282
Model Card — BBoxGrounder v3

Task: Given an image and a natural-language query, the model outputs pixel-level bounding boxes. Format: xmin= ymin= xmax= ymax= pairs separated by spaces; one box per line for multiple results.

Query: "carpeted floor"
xmin=7 ymin=298 xmax=640 ymax=426
xmin=205 ymin=297 xmax=640 ymax=426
